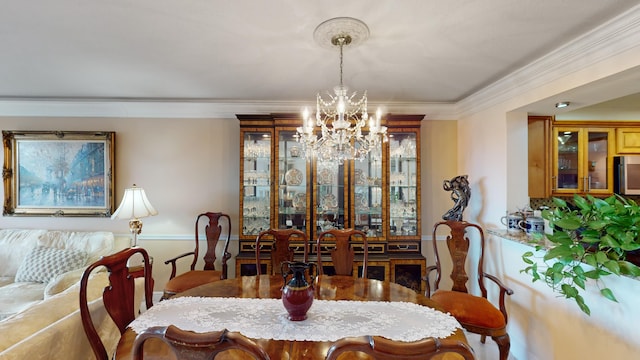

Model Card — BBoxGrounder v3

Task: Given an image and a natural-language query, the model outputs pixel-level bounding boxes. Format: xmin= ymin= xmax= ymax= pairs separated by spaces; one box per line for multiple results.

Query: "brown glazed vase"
xmin=281 ymin=261 xmax=316 ymax=321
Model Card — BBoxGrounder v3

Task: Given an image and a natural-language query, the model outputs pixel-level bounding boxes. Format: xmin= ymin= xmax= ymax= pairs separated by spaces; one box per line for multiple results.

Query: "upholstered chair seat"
xmin=163 ymin=270 xmax=223 ymax=295
xmin=431 ymin=290 xmax=507 ymax=329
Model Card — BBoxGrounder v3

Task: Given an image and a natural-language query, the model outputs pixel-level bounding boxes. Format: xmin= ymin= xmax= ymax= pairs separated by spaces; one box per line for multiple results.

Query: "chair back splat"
xmin=132 ymin=325 xmax=270 ymax=360
xmin=255 ymin=229 xmax=308 ymax=275
xmin=80 ymin=247 xmax=154 ymax=360
xmin=425 ymin=220 xmax=514 ymax=360
xmin=162 ymin=212 xmax=231 ymax=299
xmin=316 ymin=229 xmax=368 ymax=278
xmin=325 ymin=335 xmax=476 ymax=360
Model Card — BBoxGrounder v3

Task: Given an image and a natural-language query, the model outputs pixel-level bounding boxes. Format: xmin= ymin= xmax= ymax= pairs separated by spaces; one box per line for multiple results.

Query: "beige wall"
xmin=0 ymin=117 xmax=457 ymax=293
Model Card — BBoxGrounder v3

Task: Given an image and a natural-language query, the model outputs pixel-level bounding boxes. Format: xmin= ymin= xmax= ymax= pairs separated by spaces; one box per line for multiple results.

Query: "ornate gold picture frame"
xmin=2 ymin=130 xmax=115 ymax=217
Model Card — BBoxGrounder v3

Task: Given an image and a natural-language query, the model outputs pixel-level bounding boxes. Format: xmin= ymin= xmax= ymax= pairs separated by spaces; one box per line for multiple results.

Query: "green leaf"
xmin=600 ymin=288 xmax=618 ymax=302
xmin=573 ymin=275 xmax=585 ymax=290
xmin=574 ymin=195 xmax=591 ymax=211
xmin=583 ymin=270 xmax=600 ymax=279
xmin=544 ymin=245 xmax=574 ymax=261
xmin=552 ymin=197 xmax=567 ymax=208
xmin=584 ymin=253 xmax=597 ymax=267
xmin=604 ymin=260 xmax=621 ymax=275
xmin=575 ymin=295 xmax=591 ymax=315
xmin=595 ymin=251 xmax=608 ymax=264
xmin=619 ymin=261 xmax=640 ymax=277
xmin=552 ymin=271 xmax=564 ymax=285
xmin=600 ymin=235 xmax=620 ymax=248
xmin=586 ymin=219 xmax=608 ymax=230
xmin=561 ymin=283 xmax=578 ymax=298
xmin=580 ymin=235 xmax=601 ymax=244
xmin=620 ymin=243 xmax=640 ymax=251
xmin=547 ymin=231 xmax=573 ymax=245
xmin=554 ymin=218 xmax=583 ymax=231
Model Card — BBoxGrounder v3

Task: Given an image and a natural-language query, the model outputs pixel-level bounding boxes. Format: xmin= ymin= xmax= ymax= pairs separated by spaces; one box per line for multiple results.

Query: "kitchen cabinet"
xmin=616 ymin=128 xmax=640 ymax=154
xmin=236 ymin=113 xmax=425 ymax=292
xmin=528 ymin=116 xmax=552 ymax=198
xmin=552 ymin=127 xmax=614 ymax=195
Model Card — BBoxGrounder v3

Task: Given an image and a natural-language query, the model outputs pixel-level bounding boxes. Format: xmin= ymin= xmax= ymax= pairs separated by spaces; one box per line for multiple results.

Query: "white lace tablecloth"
xmin=129 ymin=297 xmax=461 ymax=342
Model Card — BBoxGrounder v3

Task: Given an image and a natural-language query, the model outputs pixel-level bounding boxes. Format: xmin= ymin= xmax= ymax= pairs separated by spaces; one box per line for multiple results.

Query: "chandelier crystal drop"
xmin=297 ymin=17 xmax=388 ymax=163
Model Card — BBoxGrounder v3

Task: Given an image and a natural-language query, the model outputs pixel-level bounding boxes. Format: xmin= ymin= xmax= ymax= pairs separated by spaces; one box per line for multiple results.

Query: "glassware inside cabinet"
xmin=389 ymin=133 xmax=418 ymax=236
xmin=315 ymin=161 xmax=345 ymax=235
xmin=277 ymin=131 xmax=308 ymax=233
xmin=353 ymin=142 xmax=383 ymax=238
xmin=242 ymin=132 xmax=271 ymax=236
xmin=587 ymin=131 xmax=609 ymax=190
xmin=556 ymin=130 xmax=579 ymax=191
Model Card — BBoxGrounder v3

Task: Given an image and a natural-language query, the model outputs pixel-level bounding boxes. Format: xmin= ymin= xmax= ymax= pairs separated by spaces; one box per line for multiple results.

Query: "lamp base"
xmin=129 ymin=218 xmax=143 ymax=247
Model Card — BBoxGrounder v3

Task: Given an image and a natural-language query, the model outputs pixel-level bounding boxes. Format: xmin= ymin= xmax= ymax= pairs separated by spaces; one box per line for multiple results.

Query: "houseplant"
xmin=521 ymin=194 xmax=640 ymax=315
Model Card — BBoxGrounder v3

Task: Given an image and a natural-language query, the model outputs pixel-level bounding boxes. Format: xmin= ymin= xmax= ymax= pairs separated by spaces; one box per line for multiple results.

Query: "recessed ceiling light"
xmin=555 ymin=102 xmax=570 ymax=108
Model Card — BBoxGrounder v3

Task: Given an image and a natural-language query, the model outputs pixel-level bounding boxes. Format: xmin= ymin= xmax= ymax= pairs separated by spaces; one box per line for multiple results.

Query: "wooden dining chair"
xmin=424 ymin=220 xmax=514 ymax=360
xmin=325 ymin=335 xmax=476 ymax=360
xmin=132 ymin=325 xmax=271 ymax=360
xmin=162 ymin=212 xmax=232 ymax=299
xmin=255 ymin=228 xmax=308 ymax=275
xmin=316 ymin=229 xmax=368 ymax=278
xmin=80 ymin=247 xmax=154 ymax=360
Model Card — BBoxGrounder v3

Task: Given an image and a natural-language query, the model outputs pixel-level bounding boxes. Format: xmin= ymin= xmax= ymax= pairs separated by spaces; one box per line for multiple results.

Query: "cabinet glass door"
xmin=315 ymin=161 xmax=346 ymax=236
xmin=555 ymin=130 xmax=579 ymax=191
xmin=277 ymin=130 xmax=309 ymax=233
xmin=241 ymin=131 xmax=272 ymax=237
xmin=388 ymin=133 xmax=418 ymax=237
xmin=353 ymin=141 xmax=383 ymax=238
xmin=586 ymin=131 xmax=609 ymax=191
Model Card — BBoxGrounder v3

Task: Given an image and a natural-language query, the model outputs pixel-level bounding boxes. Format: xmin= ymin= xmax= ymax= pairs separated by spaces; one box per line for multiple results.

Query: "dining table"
xmin=114 ymin=275 xmax=468 ymax=360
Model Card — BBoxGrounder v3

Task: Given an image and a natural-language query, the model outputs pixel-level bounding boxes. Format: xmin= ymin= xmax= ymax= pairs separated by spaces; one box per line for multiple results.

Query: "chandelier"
xmin=297 ymin=17 xmax=387 ymax=163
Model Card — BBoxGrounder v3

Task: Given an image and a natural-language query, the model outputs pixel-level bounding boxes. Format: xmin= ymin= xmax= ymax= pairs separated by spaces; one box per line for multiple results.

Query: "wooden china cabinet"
xmin=236 ymin=113 xmax=425 ymax=292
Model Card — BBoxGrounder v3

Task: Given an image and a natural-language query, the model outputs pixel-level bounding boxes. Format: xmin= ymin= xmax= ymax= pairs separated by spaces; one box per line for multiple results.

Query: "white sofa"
xmin=0 ymin=271 xmax=145 ymax=360
xmin=0 ymin=229 xmax=127 ymax=320
xmin=0 ymin=229 xmax=139 ymax=360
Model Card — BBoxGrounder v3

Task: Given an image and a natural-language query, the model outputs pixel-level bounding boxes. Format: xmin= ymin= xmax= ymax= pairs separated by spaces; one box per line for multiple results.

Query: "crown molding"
xmin=0 ymin=98 xmax=458 ymax=120
xmin=457 ymin=4 xmax=640 ymax=118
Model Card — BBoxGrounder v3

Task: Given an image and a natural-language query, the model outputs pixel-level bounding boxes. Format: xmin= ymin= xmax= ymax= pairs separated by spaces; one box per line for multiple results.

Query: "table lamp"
xmin=111 ymin=184 xmax=158 ymax=247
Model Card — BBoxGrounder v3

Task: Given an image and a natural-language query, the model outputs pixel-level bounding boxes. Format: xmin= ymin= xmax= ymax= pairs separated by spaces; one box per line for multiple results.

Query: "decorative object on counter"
xmin=111 ymin=184 xmax=158 ymax=247
xmin=518 ymin=216 xmax=545 ymax=235
xmin=501 ymin=212 xmax=524 ymax=234
xmin=281 ymin=261 xmax=317 ymax=321
xmin=442 ymin=175 xmax=470 ymax=221
xmin=521 ymin=194 xmax=640 ymax=315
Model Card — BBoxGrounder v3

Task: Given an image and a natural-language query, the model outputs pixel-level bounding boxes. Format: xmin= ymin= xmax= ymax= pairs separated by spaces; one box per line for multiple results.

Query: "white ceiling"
xmin=1 ymin=0 xmax=639 ymax=117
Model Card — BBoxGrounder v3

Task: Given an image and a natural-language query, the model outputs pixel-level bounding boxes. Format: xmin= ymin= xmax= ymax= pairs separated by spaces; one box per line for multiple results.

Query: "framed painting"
xmin=2 ymin=131 xmax=115 ymax=217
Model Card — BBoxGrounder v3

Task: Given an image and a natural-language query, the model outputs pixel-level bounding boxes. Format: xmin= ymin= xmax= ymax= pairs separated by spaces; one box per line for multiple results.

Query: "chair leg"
xmin=160 ymin=291 xmax=175 ymax=301
xmin=480 ymin=334 xmax=486 ymax=344
xmin=492 ymin=333 xmax=511 ymax=360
